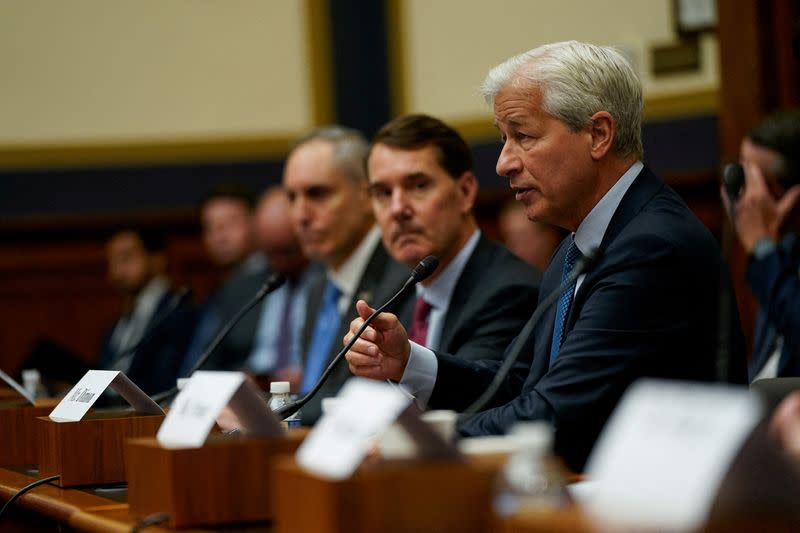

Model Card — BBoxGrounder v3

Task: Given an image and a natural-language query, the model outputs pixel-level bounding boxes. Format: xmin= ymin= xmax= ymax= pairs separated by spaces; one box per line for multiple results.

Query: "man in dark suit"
xmin=100 ymin=227 xmax=194 ymax=396
xmin=345 ymin=40 xmax=747 ymax=471
xmin=242 ymin=186 xmax=323 ymax=392
xmin=365 ymin=114 xmax=540 ymax=364
xmin=722 ymin=109 xmax=800 ymax=380
xmin=179 ymin=185 xmax=267 ymax=375
xmin=283 ymin=126 xmax=410 ymax=424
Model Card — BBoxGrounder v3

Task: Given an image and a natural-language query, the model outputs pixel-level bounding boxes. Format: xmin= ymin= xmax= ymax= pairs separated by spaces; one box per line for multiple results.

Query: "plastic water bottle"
xmin=268 ymin=381 xmax=301 ymax=429
xmin=21 ymin=369 xmax=45 ymax=400
xmin=492 ymin=421 xmax=567 ymax=517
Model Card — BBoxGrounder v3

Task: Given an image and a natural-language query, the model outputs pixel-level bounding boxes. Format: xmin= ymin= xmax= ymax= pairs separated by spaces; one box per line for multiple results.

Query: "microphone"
xmin=273 ymin=255 xmax=439 ymax=419
xmin=150 ymin=272 xmax=286 ymax=404
xmin=460 ymin=247 xmax=600 ymax=417
xmin=722 ymin=162 xmax=745 ymax=218
xmin=110 ymin=288 xmax=193 ymax=366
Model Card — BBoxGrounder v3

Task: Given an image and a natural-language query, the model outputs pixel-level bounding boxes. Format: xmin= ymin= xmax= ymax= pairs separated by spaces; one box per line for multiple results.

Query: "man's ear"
xmin=589 ymin=111 xmax=615 ymax=160
xmin=457 ymin=172 xmax=478 ymax=213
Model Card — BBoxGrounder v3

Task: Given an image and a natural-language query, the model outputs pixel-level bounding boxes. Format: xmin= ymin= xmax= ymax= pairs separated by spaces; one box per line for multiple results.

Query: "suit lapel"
xmin=300 ymin=275 xmax=326 ymax=365
xmin=564 ymin=166 xmax=662 ymax=332
xmin=438 ymin=235 xmax=488 ymax=351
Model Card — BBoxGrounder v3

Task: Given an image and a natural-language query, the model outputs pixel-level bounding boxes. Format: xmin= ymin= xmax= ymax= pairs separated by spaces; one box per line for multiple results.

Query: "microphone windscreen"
xmin=411 ymin=255 xmax=439 ymax=282
xmin=722 ymin=163 xmax=744 ymax=201
xmin=265 ymin=272 xmax=286 ymax=290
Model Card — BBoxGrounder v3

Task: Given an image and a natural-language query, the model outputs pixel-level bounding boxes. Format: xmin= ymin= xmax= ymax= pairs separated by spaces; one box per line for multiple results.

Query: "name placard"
xmin=156 ymin=371 xmax=284 ymax=448
xmin=583 ymin=379 xmax=763 ymax=531
xmin=296 ymin=378 xmax=415 ymax=480
xmin=49 ymin=370 xmax=164 ymax=421
xmin=0 ymin=369 xmax=34 ymax=404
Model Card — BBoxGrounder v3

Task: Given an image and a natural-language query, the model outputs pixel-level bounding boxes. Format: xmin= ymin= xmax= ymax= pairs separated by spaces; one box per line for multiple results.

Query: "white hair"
xmin=482 ymin=41 xmax=643 ymax=159
xmin=293 ymin=126 xmax=370 ymax=184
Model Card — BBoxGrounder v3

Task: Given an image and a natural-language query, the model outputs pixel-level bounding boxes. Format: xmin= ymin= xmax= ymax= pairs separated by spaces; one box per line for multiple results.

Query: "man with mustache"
xmin=365 ymin=114 xmax=540 ymax=367
xmin=283 ymin=126 xmax=409 ymax=424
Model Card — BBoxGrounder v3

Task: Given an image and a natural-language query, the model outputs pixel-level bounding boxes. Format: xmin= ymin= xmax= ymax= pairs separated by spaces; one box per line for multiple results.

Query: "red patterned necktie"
xmin=408 ymin=297 xmax=433 ymax=346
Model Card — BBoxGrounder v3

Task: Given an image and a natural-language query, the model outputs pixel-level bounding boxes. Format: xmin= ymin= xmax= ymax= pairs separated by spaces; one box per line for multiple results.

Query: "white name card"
xmin=156 ymin=371 xmax=284 ymax=448
xmin=0 ymin=369 xmax=34 ymax=405
xmin=297 ymin=377 xmax=414 ymax=480
xmin=49 ymin=370 xmax=164 ymax=422
xmin=583 ymin=379 xmax=763 ymax=532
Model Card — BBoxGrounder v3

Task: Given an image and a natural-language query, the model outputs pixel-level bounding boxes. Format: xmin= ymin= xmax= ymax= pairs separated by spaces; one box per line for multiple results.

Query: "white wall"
xmin=0 ymin=0 xmax=313 ymax=146
xmin=396 ymin=0 xmax=719 ymax=123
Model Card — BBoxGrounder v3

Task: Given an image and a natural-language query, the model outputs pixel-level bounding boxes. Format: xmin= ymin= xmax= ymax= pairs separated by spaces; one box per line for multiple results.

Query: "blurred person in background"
xmin=241 ymin=186 xmax=322 ymax=391
xmin=722 ymin=109 xmax=800 ymax=381
xmin=498 ymin=198 xmax=567 ymax=272
xmin=179 ymin=184 xmax=266 ymax=376
xmin=99 ymin=227 xmax=194 ymax=395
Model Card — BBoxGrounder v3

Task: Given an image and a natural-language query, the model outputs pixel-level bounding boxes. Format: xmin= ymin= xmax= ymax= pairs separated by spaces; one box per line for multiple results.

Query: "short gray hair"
xmin=482 ymin=41 xmax=643 ymax=159
xmin=293 ymin=126 xmax=370 ymax=185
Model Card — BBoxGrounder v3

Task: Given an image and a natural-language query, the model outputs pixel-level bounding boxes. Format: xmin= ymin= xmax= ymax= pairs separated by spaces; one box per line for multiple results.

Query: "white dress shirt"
xmin=328 ymin=226 xmax=382 ymax=314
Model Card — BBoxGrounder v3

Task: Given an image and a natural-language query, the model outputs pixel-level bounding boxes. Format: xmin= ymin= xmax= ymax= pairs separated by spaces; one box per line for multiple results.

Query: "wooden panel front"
xmin=36 ymin=413 xmax=164 ymax=487
xmin=272 ymin=457 xmax=496 ymax=533
xmin=127 ymin=433 xmax=304 ymax=528
xmin=0 ymin=399 xmax=60 ymax=467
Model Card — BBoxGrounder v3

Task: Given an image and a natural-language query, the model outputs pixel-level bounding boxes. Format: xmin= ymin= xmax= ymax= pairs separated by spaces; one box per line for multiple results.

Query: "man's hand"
xmin=770 ymin=391 xmax=800 ymax=458
xmin=344 ymin=300 xmax=411 ymax=382
xmin=722 ymin=162 xmax=800 ymax=254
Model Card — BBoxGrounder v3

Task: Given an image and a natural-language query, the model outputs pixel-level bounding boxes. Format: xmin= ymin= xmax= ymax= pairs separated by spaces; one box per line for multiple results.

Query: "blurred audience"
xmin=498 ymin=198 xmax=567 ymax=272
xmin=241 ymin=186 xmax=322 ymax=391
xmin=179 ymin=184 xmax=267 ymax=376
xmin=98 ymin=227 xmax=194 ymax=395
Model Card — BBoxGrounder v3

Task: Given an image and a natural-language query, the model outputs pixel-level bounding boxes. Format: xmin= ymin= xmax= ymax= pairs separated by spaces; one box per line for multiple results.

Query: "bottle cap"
xmin=21 ymin=368 xmax=41 ymax=384
xmin=509 ymin=420 xmax=553 ymax=450
xmin=270 ymin=381 xmax=290 ymax=394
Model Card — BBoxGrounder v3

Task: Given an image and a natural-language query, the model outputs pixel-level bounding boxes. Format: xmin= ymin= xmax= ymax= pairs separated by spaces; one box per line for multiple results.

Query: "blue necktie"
xmin=300 ymin=280 xmax=342 ymax=393
xmin=549 ymin=238 xmax=582 ymax=366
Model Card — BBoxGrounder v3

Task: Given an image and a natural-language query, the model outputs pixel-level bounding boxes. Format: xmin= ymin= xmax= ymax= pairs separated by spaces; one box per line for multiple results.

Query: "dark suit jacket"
xmin=299 ymin=242 xmax=410 ymax=424
xmin=747 ymin=233 xmax=800 ymax=379
xmin=99 ymin=290 xmax=196 ymax=396
xmin=428 ymin=166 xmax=747 ymax=471
xmin=208 ymin=261 xmax=269 ymax=371
xmin=182 ymin=256 xmax=268 ymax=374
xmin=395 ymin=235 xmax=541 ymax=362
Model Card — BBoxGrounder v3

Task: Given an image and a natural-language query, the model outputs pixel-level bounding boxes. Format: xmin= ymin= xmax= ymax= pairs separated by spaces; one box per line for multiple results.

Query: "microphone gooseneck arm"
xmin=151 ymin=273 xmax=286 ymax=404
xmin=460 ymin=248 xmax=599 ymax=417
xmin=273 ymin=255 xmax=439 ymax=419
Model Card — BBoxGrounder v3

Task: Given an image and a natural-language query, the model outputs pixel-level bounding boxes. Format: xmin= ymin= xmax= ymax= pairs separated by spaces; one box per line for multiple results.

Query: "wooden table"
xmin=0 ymin=467 xmax=272 ymax=532
xmin=496 ymin=504 xmax=800 ymax=533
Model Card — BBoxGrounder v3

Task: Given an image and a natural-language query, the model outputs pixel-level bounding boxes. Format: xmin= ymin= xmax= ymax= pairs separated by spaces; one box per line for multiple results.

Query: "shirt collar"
xmin=328 ymin=226 xmax=382 ymax=297
xmin=131 ymin=275 xmax=170 ymax=321
xmin=416 ymin=229 xmax=481 ymax=310
xmin=574 ymin=160 xmax=643 ymax=255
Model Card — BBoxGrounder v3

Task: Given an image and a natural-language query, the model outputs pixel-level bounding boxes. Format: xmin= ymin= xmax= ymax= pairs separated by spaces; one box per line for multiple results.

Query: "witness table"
xmin=0 ymin=466 xmax=271 ymax=532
